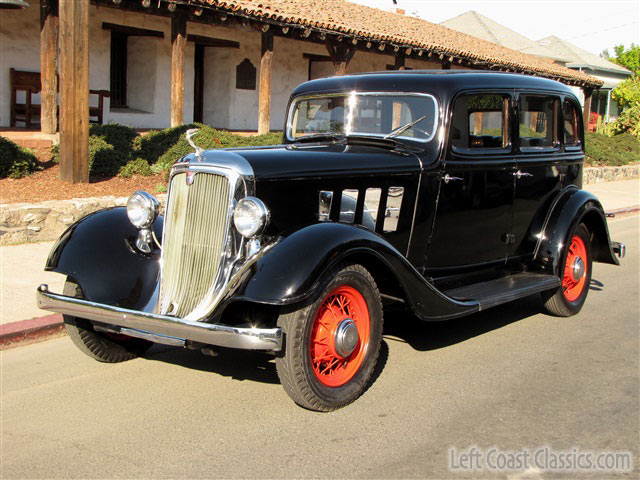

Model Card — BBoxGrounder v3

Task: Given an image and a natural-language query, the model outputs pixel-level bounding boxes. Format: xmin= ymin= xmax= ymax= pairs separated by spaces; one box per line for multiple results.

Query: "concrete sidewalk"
xmin=1 ymin=179 xmax=638 ymax=344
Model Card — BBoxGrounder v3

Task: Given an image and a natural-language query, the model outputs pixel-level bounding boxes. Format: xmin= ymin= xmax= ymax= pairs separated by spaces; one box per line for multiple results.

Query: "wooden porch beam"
xmin=326 ymin=42 xmax=356 ymax=76
xmin=258 ymin=31 xmax=274 ymax=135
xmin=582 ymin=87 xmax=593 ymax=133
xmin=187 ymin=34 xmax=239 ymax=48
xmin=170 ymin=11 xmax=187 ymax=127
xmin=59 ymin=0 xmax=89 ymax=183
xmin=40 ymin=0 xmax=58 ymax=134
xmin=102 ymin=22 xmax=164 ymax=38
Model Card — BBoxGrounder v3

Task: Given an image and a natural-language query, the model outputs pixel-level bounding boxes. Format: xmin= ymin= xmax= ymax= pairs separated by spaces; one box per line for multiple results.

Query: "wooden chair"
xmin=10 ymin=68 xmax=41 ymax=128
xmin=9 ymin=68 xmax=110 ymax=127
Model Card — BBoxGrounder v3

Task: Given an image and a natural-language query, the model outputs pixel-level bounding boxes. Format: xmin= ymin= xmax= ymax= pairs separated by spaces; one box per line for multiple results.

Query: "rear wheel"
xmin=275 ymin=264 xmax=383 ymax=411
xmin=541 ymin=224 xmax=592 ymax=317
xmin=63 ymin=279 xmax=153 ymax=362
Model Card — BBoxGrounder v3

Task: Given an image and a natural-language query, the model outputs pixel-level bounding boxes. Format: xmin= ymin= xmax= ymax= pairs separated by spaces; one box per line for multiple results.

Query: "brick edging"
xmin=0 ymin=314 xmax=64 ymax=348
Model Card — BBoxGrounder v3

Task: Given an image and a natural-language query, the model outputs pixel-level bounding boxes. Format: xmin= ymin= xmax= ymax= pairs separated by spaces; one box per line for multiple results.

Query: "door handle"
xmin=443 ymin=174 xmax=463 ymax=184
xmin=513 ymin=170 xmax=533 ymax=179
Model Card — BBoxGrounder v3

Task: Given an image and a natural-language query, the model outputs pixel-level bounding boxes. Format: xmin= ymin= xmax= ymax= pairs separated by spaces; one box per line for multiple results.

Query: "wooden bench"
xmin=10 ymin=68 xmax=110 ymax=127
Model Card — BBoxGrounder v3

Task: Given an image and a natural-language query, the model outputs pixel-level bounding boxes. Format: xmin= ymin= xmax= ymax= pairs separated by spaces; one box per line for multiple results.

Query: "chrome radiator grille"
xmin=159 ymin=172 xmax=230 ymax=318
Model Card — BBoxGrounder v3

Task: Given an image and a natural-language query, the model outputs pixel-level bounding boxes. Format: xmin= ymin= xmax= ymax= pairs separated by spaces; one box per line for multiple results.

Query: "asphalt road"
xmin=2 ymin=215 xmax=638 ymax=479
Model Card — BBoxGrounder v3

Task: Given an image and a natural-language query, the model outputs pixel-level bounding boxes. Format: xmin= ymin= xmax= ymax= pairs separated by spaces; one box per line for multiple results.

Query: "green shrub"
xmin=585 ymin=132 xmax=640 ymax=166
xmin=89 ymin=123 xmax=137 ymax=154
xmin=0 ymin=136 xmax=39 ymax=179
xmin=154 ymin=125 xmax=282 ymax=172
xmin=118 ymin=157 xmax=152 ymax=178
xmin=133 ymin=124 xmax=197 ymax=165
xmin=612 ymin=104 xmax=640 ymax=139
xmin=88 ymin=135 xmax=126 ymax=176
xmin=50 ymin=143 xmax=59 ymax=163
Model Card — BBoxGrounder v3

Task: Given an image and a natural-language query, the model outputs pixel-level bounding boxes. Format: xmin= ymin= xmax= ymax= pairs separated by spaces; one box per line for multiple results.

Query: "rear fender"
xmin=234 ymin=222 xmax=477 ymax=321
xmin=534 ymin=189 xmax=619 ymax=275
xmin=45 ymin=207 xmax=163 ymax=310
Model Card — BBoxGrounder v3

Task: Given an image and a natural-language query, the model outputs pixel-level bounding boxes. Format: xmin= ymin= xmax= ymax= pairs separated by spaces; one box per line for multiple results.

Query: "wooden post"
xmin=582 ymin=87 xmax=593 ymax=133
xmin=394 ymin=53 xmax=405 ymax=70
xmin=59 ymin=0 xmax=89 ymax=183
xmin=40 ymin=0 xmax=58 ymax=134
xmin=170 ymin=12 xmax=187 ymax=127
xmin=326 ymin=42 xmax=356 ymax=76
xmin=258 ymin=31 xmax=273 ymax=135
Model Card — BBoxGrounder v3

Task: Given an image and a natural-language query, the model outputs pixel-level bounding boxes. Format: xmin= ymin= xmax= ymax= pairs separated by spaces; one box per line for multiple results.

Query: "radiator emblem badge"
xmin=185 ymin=171 xmax=196 ymax=186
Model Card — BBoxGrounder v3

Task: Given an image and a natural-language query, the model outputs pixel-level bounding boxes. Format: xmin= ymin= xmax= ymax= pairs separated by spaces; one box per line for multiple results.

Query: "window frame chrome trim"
xmin=286 ymin=91 xmax=439 ymax=144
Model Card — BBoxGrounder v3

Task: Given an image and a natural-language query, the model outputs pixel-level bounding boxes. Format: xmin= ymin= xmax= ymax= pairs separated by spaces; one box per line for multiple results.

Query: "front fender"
xmin=45 ymin=207 xmax=163 ymax=310
xmin=235 ymin=222 xmax=477 ymax=321
xmin=535 ymin=189 xmax=619 ymax=275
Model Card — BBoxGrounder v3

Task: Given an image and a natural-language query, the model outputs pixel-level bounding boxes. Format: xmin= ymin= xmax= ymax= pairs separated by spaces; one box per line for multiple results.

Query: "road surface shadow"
xmin=139 ymin=282 xmax=607 ymax=384
xmin=144 ymin=339 xmax=391 ymax=388
xmin=383 ymin=293 xmax=547 ymax=352
xmin=144 ymin=346 xmax=281 ymax=384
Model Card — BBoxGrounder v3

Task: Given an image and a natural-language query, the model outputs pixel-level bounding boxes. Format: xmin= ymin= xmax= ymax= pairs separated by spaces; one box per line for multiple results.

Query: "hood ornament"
xmin=185 ymin=128 xmax=204 ymax=162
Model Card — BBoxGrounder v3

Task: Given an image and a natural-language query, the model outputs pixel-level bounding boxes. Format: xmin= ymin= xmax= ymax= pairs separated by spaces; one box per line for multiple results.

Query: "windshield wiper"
xmin=295 ymin=132 xmax=346 ymax=143
xmin=383 ymin=115 xmax=427 ymax=139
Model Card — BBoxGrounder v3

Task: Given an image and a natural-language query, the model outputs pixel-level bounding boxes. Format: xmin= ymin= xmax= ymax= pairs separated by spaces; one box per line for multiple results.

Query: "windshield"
xmin=287 ymin=92 xmax=438 ymax=143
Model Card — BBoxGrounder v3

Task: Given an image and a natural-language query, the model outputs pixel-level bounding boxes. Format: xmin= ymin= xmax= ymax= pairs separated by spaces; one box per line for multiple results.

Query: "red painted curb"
xmin=606 ymin=205 xmax=640 ymax=216
xmin=0 ymin=314 xmax=64 ymax=345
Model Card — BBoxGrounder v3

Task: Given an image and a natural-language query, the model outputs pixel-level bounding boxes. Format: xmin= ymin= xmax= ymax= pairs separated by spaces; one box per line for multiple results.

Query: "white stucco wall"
xmin=0 ymin=5 xmax=42 ymax=127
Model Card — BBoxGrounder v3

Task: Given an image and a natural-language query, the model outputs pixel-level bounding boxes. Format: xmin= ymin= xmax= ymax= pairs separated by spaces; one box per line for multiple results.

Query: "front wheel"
xmin=541 ymin=224 xmax=592 ymax=317
xmin=63 ymin=279 xmax=153 ymax=362
xmin=275 ymin=264 xmax=383 ymax=411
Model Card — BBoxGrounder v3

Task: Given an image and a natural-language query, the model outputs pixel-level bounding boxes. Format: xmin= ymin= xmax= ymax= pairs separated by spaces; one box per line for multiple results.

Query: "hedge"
xmin=0 ymin=136 xmax=39 ymax=179
xmin=585 ymin=132 xmax=640 ymax=166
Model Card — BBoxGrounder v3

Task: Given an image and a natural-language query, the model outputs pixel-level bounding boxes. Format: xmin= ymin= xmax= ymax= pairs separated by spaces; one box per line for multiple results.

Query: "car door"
xmin=509 ymin=92 xmax=564 ymax=260
xmin=426 ymin=91 xmax=516 ymax=271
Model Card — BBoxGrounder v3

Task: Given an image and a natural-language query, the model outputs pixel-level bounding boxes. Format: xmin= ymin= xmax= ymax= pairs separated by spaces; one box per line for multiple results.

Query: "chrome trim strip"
xmin=94 ymin=324 xmax=186 ymax=347
xmin=37 ymin=285 xmax=282 ymax=351
xmin=286 ymin=91 xmax=439 ymax=143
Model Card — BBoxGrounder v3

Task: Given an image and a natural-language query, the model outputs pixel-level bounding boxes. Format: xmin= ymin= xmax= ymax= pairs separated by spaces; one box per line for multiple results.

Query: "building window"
xmin=236 ymin=59 xmax=256 ymax=90
xmin=110 ymin=31 xmax=128 ymax=108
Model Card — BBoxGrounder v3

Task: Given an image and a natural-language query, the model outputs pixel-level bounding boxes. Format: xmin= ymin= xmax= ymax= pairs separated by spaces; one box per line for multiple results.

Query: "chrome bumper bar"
xmin=37 ymin=284 xmax=282 ymax=351
xmin=612 ymin=241 xmax=626 ymax=259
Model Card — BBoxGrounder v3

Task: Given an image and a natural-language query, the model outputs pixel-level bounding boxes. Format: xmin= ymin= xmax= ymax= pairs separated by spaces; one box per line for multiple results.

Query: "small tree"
xmin=609 ymin=44 xmax=639 ymax=138
xmin=610 ymin=44 xmax=639 ymax=73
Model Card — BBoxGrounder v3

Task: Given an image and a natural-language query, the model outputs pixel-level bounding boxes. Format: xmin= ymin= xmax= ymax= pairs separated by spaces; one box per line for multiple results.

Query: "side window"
xmin=450 ymin=94 xmax=510 ymax=151
xmin=563 ymin=100 xmax=582 ymax=149
xmin=519 ymin=95 xmax=559 ymax=149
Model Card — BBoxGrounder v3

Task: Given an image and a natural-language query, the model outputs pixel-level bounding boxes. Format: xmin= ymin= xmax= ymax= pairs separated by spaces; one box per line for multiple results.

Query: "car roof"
xmin=290 ymin=70 xmax=577 ymax=99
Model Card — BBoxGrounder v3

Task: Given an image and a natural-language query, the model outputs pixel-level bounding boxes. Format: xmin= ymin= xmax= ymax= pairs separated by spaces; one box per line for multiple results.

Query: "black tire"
xmin=63 ymin=279 xmax=153 ymax=362
xmin=275 ymin=263 xmax=383 ymax=411
xmin=541 ymin=224 xmax=592 ymax=317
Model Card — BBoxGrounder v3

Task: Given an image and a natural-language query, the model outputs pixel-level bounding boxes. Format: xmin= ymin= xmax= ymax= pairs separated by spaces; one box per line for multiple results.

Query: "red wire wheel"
xmin=562 ymin=234 xmax=589 ymax=302
xmin=309 ymin=285 xmax=371 ymax=387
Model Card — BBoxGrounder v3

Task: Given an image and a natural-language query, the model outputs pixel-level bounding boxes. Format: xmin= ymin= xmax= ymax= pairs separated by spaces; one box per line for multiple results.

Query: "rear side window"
xmin=563 ymin=100 xmax=581 ymax=148
xmin=450 ymin=94 xmax=510 ymax=151
xmin=519 ymin=95 xmax=559 ymax=149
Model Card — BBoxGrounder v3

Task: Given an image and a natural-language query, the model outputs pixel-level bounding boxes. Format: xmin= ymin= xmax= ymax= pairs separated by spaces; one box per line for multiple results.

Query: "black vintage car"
xmin=38 ymin=71 xmax=625 ymax=411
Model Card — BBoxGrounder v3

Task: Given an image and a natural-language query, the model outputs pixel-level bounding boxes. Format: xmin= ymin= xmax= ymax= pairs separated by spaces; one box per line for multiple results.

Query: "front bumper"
xmin=37 ymin=284 xmax=282 ymax=351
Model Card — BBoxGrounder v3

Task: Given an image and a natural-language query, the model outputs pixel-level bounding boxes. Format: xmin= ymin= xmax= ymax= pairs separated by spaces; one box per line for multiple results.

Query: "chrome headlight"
xmin=233 ymin=197 xmax=269 ymax=238
xmin=126 ymin=191 xmax=159 ymax=229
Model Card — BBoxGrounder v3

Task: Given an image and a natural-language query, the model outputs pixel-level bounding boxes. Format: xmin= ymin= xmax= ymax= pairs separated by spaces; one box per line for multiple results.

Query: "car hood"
xmin=190 ymin=142 xmax=425 ymax=181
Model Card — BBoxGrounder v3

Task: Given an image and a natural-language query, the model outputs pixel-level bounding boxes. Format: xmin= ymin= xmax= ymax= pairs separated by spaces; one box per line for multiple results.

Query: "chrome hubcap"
xmin=572 ymin=257 xmax=585 ymax=282
xmin=334 ymin=319 xmax=359 ymax=358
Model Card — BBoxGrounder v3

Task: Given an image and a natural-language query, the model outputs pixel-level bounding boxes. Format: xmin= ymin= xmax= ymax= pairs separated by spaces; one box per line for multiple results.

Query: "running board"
xmin=444 ymin=273 xmax=560 ymax=311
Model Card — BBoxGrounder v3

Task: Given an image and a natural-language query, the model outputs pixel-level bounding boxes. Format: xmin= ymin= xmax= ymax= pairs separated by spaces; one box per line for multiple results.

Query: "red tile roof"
xmin=191 ymin=0 xmax=602 ymax=87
